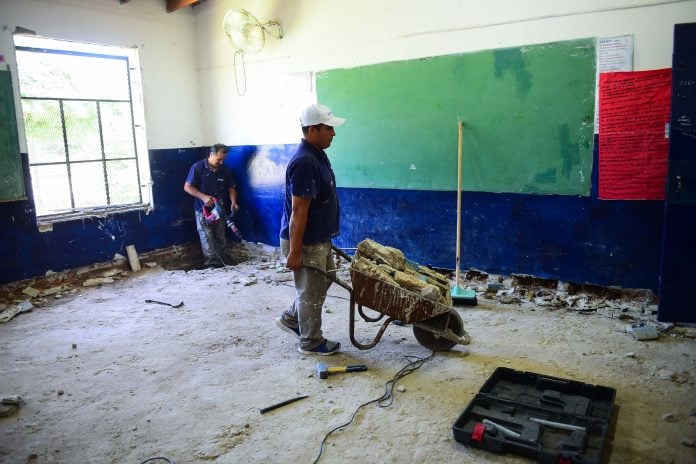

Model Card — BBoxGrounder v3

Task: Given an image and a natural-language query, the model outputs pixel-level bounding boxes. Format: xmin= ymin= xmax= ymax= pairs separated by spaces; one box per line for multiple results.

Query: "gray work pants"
xmin=195 ymin=210 xmax=228 ymax=266
xmin=280 ymin=239 xmax=336 ymax=350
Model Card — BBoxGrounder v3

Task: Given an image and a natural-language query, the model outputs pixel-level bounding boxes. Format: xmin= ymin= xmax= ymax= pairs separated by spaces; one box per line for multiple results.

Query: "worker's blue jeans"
xmin=280 ymin=239 xmax=336 ymax=350
xmin=195 ymin=211 xmax=228 ymax=266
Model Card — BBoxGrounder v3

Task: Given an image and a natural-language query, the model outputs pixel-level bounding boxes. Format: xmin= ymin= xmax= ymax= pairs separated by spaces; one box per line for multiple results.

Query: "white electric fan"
xmin=222 ymin=9 xmax=282 ymax=94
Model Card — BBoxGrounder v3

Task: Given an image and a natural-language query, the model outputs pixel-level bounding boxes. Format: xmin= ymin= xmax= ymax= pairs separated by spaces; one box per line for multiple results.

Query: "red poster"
xmin=598 ymin=69 xmax=671 ymax=200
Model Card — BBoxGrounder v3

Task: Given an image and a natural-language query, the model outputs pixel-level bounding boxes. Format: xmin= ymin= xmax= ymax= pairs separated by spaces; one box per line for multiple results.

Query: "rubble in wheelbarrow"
xmin=351 ymin=239 xmax=453 ymax=306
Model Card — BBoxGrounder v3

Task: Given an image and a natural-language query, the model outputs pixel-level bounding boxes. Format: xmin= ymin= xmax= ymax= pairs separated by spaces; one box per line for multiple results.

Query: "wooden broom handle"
xmin=456 ymin=121 xmax=463 ymax=286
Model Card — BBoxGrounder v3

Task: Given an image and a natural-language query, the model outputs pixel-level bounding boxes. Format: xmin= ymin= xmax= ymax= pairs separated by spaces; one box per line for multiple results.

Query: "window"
xmin=13 ymin=35 xmax=150 ymax=220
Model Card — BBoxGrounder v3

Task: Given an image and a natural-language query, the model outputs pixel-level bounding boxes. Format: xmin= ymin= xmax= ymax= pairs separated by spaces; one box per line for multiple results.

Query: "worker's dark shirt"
xmin=279 ymin=139 xmax=340 ymax=245
xmin=185 ymin=159 xmax=237 ymax=213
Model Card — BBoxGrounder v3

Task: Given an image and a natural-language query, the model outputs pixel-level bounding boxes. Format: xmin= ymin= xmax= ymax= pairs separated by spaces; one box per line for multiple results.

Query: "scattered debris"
xmin=0 ymin=300 xmax=33 ymax=323
xmin=82 ymin=277 xmax=115 ymax=287
xmin=630 ymin=323 xmax=660 ymax=341
xmin=126 ymin=245 xmax=141 ymax=272
xmin=0 ymin=396 xmax=22 ymax=418
xmin=22 ymin=287 xmax=40 ymax=298
xmin=662 ymin=412 xmax=678 ymax=422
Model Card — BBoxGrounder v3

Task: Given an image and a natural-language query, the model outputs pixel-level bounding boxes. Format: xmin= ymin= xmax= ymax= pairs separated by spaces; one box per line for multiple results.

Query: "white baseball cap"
xmin=300 ymin=103 xmax=346 ymax=127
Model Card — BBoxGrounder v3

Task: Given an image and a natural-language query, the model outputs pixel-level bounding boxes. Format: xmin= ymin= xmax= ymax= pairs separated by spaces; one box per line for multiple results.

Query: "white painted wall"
xmin=0 ymin=0 xmax=203 ymax=150
xmin=193 ymin=0 xmax=696 ymax=146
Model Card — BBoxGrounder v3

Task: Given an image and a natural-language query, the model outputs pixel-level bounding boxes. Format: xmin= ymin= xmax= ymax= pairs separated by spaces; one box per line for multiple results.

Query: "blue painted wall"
xmin=237 ymin=137 xmax=664 ymax=291
xmin=0 ymin=148 xmax=205 ymax=284
xmin=1 ymin=139 xmax=664 ymax=292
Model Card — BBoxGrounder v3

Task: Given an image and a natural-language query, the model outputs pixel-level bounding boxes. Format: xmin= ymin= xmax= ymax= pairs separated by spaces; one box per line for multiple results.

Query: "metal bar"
xmin=22 ymin=96 xmax=130 ymax=103
xmin=348 ymin=294 xmax=393 ymax=350
xmin=529 ymin=417 xmax=586 ymax=432
xmin=96 ymin=101 xmax=111 ymax=205
xmin=482 ymin=419 xmax=521 ymax=438
xmin=58 ymin=99 xmax=76 ymax=210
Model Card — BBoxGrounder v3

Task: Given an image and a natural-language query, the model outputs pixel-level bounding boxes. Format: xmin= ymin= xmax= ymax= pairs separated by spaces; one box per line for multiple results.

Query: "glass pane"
xmin=70 ymin=162 xmax=107 ymax=208
xmin=21 ymin=99 xmax=66 ymax=164
xmin=30 ymin=164 xmax=72 ymax=216
xmin=64 ymin=101 xmax=101 ymax=162
xmin=101 ymin=102 xmax=135 ymax=160
xmin=15 ymin=50 xmax=130 ymax=100
xmin=107 ymin=160 xmax=140 ymax=205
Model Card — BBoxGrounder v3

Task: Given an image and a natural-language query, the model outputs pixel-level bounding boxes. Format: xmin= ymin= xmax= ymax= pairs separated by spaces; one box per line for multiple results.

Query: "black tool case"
xmin=453 ymin=367 xmax=616 ymax=464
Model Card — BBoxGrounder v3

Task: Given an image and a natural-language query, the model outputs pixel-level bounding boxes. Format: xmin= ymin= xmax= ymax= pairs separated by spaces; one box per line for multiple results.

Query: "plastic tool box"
xmin=453 ymin=367 xmax=616 ymax=464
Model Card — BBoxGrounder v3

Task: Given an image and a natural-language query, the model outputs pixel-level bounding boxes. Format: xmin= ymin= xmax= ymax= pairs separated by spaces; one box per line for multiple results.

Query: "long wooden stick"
xmin=456 ymin=121 xmax=463 ymax=288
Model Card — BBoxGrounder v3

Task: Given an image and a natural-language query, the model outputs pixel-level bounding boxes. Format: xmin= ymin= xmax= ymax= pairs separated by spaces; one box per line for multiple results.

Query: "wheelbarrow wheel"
xmin=413 ymin=310 xmax=464 ymax=351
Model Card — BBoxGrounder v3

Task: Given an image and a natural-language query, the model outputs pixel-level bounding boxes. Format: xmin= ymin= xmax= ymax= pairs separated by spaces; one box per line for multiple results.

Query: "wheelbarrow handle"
xmin=300 ymin=264 xmax=353 ymax=292
xmin=331 ymin=245 xmax=353 ymax=263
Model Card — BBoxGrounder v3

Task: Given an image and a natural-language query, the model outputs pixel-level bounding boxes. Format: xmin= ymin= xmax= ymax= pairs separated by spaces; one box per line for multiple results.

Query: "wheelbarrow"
xmin=308 ymin=246 xmax=471 ymax=351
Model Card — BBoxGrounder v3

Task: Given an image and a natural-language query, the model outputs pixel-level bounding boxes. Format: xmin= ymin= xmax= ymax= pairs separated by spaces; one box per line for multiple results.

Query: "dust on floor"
xmin=0 ymin=258 xmax=695 ymax=464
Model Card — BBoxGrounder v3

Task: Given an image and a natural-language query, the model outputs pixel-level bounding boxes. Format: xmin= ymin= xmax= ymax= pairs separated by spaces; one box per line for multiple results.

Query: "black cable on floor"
xmin=311 ymin=351 xmax=434 ymax=464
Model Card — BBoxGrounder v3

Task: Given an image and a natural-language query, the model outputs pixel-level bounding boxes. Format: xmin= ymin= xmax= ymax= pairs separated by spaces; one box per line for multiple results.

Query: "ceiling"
xmin=117 ymin=1 xmax=207 ymax=13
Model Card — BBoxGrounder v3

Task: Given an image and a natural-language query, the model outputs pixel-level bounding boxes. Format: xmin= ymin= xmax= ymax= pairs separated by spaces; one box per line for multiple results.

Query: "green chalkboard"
xmin=317 ymin=38 xmax=595 ymax=195
xmin=0 ymin=70 xmax=26 ymax=201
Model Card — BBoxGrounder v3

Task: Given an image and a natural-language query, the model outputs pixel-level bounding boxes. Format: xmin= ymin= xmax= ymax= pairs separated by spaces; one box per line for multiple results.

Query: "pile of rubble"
xmin=458 ymin=268 xmax=696 ymax=341
xmin=351 ymin=238 xmax=453 ymax=306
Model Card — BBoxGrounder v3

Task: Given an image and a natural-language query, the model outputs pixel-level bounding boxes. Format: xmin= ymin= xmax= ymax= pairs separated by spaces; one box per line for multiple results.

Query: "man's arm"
xmin=286 ymin=195 xmax=311 ymax=271
xmin=228 ymin=187 xmax=239 ymax=212
xmin=184 ymin=182 xmax=214 ymax=207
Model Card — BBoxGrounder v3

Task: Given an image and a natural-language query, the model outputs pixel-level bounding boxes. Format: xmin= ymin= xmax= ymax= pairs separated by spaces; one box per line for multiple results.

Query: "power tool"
xmin=202 ymin=197 xmax=243 ymax=240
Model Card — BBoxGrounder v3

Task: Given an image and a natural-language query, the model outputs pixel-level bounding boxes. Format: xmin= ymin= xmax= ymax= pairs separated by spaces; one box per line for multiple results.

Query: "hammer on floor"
xmin=316 ymin=362 xmax=368 ymax=380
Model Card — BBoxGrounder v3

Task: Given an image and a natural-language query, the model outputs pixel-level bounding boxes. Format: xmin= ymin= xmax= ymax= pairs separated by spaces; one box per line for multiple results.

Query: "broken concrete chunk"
xmin=82 ymin=277 xmax=115 ymax=287
xmin=630 ymin=323 xmax=660 ymax=341
xmin=0 ymin=301 xmax=34 ymax=324
xmin=40 ymin=285 xmax=71 ymax=297
xmin=101 ymin=269 xmax=122 ymax=278
xmin=355 ymin=238 xmax=406 ymax=271
xmin=126 ymin=245 xmax=141 ymax=272
xmin=22 ymin=287 xmax=40 ymax=298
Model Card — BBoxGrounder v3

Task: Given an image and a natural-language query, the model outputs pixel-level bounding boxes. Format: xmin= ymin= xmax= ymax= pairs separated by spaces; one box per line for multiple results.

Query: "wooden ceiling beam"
xmin=165 ymin=0 xmax=201 ymax=13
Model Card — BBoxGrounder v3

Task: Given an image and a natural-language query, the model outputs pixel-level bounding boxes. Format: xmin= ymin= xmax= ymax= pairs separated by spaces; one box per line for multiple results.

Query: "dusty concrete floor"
xmin=0 ymin=253 xmax=695 ymax=464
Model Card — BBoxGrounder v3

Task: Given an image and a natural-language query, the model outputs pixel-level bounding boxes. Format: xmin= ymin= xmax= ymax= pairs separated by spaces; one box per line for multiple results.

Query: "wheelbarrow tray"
xmin=349 ymin=268 xmax=452 ymax=324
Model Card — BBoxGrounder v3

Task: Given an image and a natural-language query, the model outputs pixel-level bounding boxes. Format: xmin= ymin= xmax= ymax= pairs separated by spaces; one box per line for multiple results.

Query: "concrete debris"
xmin=22 ymin=286 xmax=40 ymax=298
xmin=145 ymin=262 xmax=157 ymax=268
xmin=82 ymin=277 xmax=115 ymax=287
xmin=39 ymin=285 xmax=71 ymax=297
xmin=351 ymin=239 xmax=452 ymax=306
xmin=681 ymin=439 xmax=695 ymax=448
xmin=0 ymin=396 xmax=22 ymax=418
xmin=0 ymin=300 xmax=33 ymax=323
xmin=662 ymin=412 xmax=678 ymax=422
xmin=113 ymin=253 xmax=126 ymax=262
xmin=272 ymin=273 xmax=293 ymax=283
xmin=630 ymin=323 xmax=660 ymax=341
xmin=101 ymin=269 xmax=122 ymax=278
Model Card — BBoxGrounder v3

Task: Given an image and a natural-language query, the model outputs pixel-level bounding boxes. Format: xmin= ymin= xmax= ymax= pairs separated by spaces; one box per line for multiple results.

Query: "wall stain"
xmin=494 ymin=48 xmax=532 ymax=97
xmin=558 ymin=123 xmax=579 ymax=179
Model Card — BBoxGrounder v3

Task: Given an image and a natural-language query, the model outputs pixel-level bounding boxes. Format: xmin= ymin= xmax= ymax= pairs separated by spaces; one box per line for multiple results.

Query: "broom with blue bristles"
xmin=451 ymin=121 xmax=477 ymax=306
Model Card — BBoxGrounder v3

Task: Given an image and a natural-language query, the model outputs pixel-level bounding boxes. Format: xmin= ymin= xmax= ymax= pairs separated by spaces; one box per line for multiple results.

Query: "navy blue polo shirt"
xmin=279 ymin=140 xmax=340 ymax=245
xmin=185 ymin=159 xmax=237 ymax=213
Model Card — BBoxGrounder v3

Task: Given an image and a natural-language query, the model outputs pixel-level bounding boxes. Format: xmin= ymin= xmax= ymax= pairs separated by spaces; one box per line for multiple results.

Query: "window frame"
xmin=13 ymin=35 xmax=152 ymax=225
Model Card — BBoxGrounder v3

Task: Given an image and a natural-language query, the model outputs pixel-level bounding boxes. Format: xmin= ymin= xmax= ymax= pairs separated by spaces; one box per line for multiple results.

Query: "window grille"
xmin=14 ymin=36 xmax=150 ymax=219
